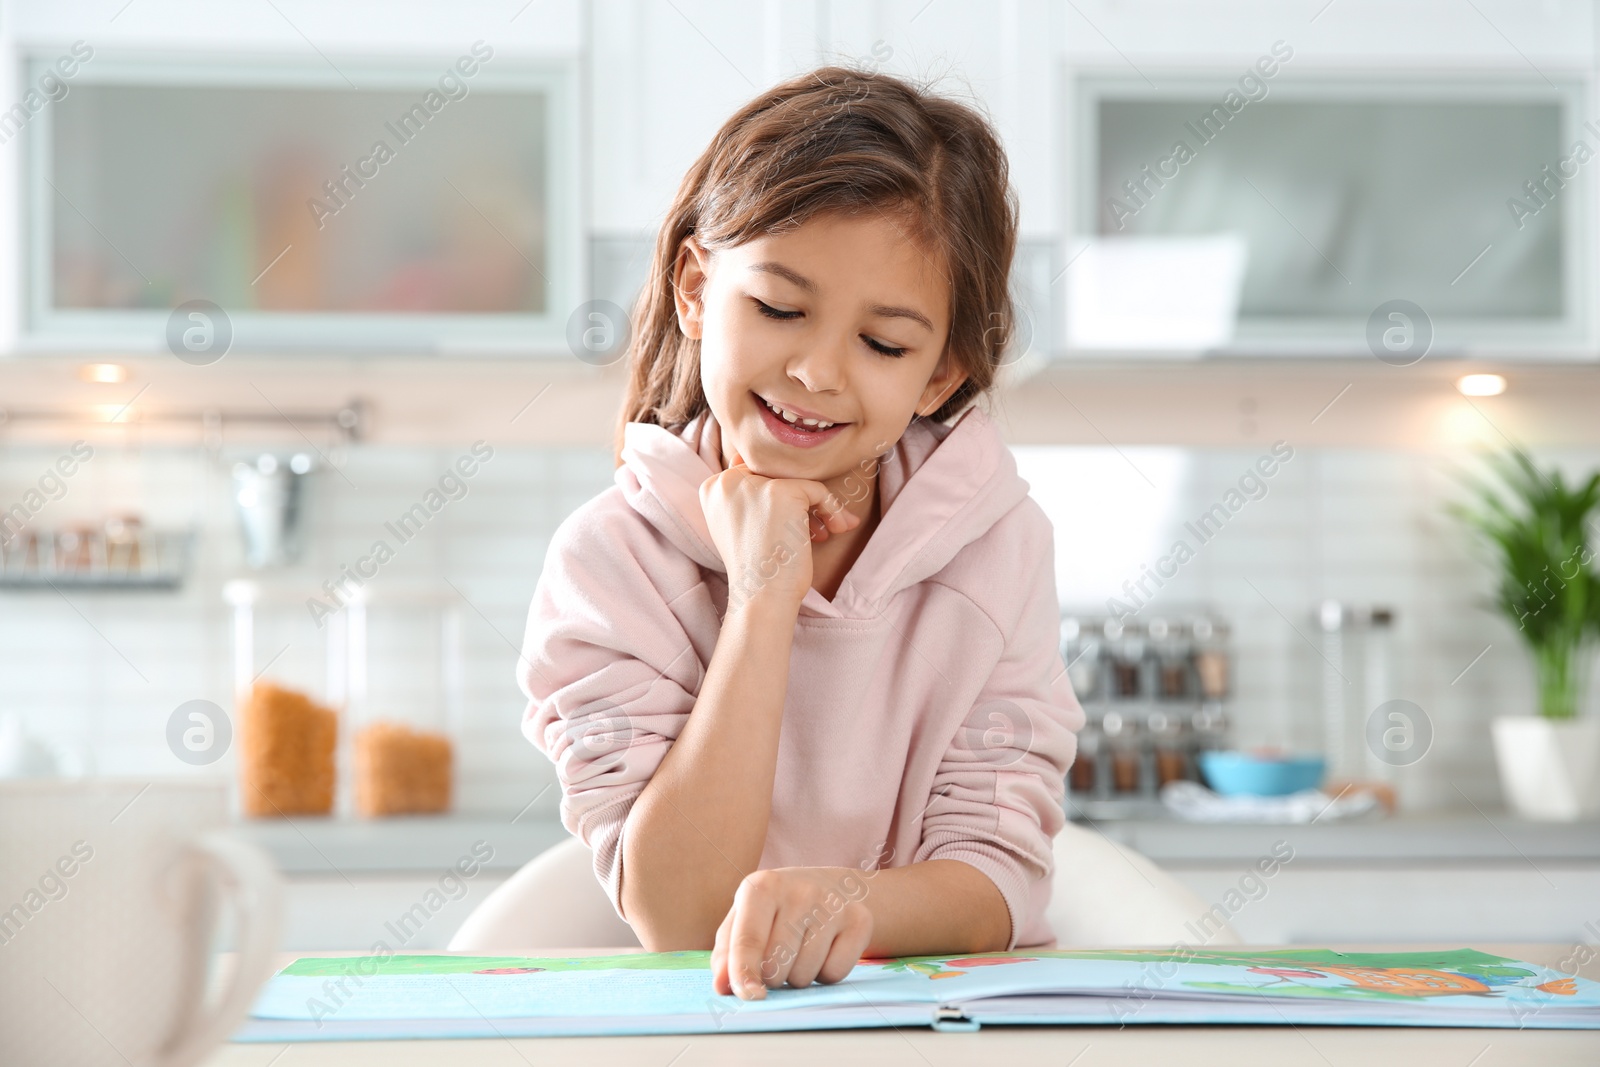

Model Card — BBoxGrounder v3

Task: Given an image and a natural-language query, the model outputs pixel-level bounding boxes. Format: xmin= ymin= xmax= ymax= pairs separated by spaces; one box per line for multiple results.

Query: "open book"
xmin=237 ymin=947 xmax=1600 ymax=1040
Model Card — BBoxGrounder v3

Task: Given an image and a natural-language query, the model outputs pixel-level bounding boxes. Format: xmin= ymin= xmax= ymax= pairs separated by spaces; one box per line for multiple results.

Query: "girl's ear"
xmin=672 ymin=235 xmax=710 ymax=340
xmin=917 ymin=354 xmax=968 ymax=417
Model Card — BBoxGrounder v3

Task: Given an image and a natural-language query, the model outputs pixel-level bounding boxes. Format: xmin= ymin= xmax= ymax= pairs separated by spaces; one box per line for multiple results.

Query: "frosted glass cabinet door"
xmin=1081 ymin=78 xmax=1586 ymax=350
xmin=30 ymin=57 xmax=579 ymax=351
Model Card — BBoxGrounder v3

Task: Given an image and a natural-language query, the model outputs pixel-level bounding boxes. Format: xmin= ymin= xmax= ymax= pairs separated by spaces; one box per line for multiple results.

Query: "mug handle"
xmin=157 ymin=832 xmax=285 ymax=1067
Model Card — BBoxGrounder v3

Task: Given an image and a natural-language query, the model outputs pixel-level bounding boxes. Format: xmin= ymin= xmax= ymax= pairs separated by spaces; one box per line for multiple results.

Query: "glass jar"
xmin=1067 ymin=715 xmax=1099 ymax=797
xmin=1105 ymin=620 xmax=1145 ymax=699
xmin=1362 ymin=606 xmax=1398 ymax=784
xmin=1189 ymin=704 xmax=1230 ymax=766
xmin=1060 ymin=616 xmax=1100 ymax=702
xmin=1102 ymin=711 xmax=1143 ymax=794
xmin=1148 ymin=709 xmax=1189 ymax=787
xmin=340 ymin=588 xmax=462 ymax=819
xmin=1191 ymin=616 xmax=1231 ymax=700
xmin=1149 ymin=617 xmax=1192 ymax=700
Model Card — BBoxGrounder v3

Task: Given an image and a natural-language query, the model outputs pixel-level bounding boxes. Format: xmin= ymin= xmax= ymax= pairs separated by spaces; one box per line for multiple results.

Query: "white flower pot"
xmin=1491 ymin=716 xmax=1600 ymax=821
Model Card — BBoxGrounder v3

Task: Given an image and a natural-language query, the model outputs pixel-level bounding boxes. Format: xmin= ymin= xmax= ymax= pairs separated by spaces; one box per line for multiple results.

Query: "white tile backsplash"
xmin=3 ymin=438 xmax=1597 ymax=817
xmin=1014 ymin=443 xmax=1600 ymax=812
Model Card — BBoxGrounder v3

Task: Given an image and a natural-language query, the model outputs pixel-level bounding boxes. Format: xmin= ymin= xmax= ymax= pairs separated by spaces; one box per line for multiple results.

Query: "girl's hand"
xmin=711 ymin=866 xmax=874 ymax=1000
xmin=699 ymin=445 xmax=860 ymax=614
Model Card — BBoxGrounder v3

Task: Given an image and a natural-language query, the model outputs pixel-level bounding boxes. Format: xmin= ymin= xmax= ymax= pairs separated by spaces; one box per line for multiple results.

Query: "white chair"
xmin=448 ymin=821 xmax=1238 ymax=952
xmin=1047 ymin=821 xmax=1243 ymax=947
xmin=452 ymin=834 xmax=641 ymax=951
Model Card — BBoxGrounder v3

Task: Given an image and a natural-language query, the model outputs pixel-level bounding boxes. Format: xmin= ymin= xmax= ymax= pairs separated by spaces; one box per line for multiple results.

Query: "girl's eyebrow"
xmin=749 ymin=260 xmax=935 ymax=333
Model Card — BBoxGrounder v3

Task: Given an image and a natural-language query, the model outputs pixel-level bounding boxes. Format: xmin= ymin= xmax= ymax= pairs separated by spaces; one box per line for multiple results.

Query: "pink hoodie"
xmin=519 ymin=403 xmax=1085 ymax=950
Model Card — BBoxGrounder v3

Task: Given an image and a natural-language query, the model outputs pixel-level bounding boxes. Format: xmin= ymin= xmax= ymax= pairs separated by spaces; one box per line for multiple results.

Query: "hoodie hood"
xmin=615 ymin=404 xmax=1031 ymax=619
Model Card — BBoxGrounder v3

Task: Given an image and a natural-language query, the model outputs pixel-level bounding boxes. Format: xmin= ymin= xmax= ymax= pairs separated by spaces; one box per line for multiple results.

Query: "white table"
xmin=205 ymin=944 xmax=1600 ymax=1066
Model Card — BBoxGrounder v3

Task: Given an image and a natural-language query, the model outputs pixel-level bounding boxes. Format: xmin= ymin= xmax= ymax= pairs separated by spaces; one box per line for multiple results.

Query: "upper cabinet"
xmin=1057 ymin=0 xmax=1600 ymax=359
xmin=1075 ymin=76 xmax=1586 ymax=356
xmin=2 ymin=0 xmax=583 ymax=356
xmin=29 ymin=52 xmax=578 ymax=354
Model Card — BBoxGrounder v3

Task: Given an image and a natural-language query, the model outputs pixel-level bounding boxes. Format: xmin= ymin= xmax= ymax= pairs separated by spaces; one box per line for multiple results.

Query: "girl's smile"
xmin=752 ymin=390 xmax=851 ymax=449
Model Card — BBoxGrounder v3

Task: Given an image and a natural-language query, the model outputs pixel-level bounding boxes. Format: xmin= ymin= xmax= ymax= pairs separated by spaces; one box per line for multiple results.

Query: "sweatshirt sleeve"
xmin=518 ymin=502 xmax=708 ymax=923
xmin=911 ymin=509 xmax=1085 ymax=951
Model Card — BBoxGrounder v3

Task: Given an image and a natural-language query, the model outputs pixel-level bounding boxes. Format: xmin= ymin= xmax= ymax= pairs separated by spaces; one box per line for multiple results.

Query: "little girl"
xmin=521 ymin=65 xmax=1084 ymax=1002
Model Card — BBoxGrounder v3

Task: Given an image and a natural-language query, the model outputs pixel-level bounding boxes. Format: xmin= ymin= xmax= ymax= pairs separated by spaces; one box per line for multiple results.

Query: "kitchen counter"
xmin=233 ymin=814 xmax=571 ymax=876
xmin=232 ymin=811 xmax=1600 ymax=876
xmin=1088 ymin=812 xmax=1600 ymax=867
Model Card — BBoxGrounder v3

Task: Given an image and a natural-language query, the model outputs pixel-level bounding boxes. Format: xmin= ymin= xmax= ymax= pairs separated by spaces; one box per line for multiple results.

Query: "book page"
xmin=252 ymin=952 xmax=940 ymax=1026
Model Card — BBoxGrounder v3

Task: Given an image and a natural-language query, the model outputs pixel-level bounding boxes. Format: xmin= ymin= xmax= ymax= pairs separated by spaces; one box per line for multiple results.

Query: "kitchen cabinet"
xmin=21 ymin=54 xmax=580 ymax=355
xmin=588 ymin=0 xmax=1061 ymax=237
xmin=1057 ymin=0 xmax=1600 ymax=359
xmin=1 ymin=0 xmax=584 ymax=356
xmin=1078 ymin=78 xmax=1589 ymax=356
xmin=585 ymin=0 xmax=1063 ymax=360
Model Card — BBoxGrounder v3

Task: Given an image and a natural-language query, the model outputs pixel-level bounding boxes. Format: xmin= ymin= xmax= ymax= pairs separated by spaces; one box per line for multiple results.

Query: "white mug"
xmin=0 ymin=779 xmax=283 ymax=1067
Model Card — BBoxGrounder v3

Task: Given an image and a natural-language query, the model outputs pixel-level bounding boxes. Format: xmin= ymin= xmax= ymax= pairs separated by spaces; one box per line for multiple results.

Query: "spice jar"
xmin=1149 ymin=617 xmax=1192 ymax=699
xmin=1192 ymin=617 xmax=1230 ymax=700
xmin=1148 ymin=710 xmax=1189 ymax=786
xmin=1105 ymin=620 xmax=1145 ymax=699
xmin=1067 ymin=715 xmax=1099 ymax=796
xmin=1101 ymin=711 xmax=1143 ymax=793
xmin=1060 ymin=616 xmax=1100 ymax=702
xmin=104 ymin=514 xmax=144 ymax=575
xmin=1190 ymin=704 xmax=1230 ymax=758
xmin=57 ymin=524 xmax=101 ymax=575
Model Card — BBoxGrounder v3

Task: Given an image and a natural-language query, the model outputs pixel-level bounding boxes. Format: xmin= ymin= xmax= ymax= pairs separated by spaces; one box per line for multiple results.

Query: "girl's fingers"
xmin=710 ymin=903 xmax=738 ymax=996
xmin=721 ymin=452 xmax=859 ymax=537
xmin=828 ymin=499 xmax=863 ymax=533
xmin=781 ymin=916 xmax=835 ymax=989
xmin=816 ymin=909 xmax=872 ymax=985
xmin=808 ymin=507 xmax=831 ymax=543
xmin=797 ymin=484 xmax=860 ymax=538
xmin=726 ymin=886 xmax=780 ymax=1000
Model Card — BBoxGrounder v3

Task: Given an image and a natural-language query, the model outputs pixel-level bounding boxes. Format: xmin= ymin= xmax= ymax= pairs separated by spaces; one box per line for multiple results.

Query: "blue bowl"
xmin=1198 ymin=751 xmax=1326 ymax=797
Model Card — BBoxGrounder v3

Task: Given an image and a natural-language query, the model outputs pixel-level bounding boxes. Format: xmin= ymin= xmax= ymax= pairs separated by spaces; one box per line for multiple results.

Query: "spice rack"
xmin=1060 ymin=610 xmax=1233 ymax=820
xmin=0 ymin=521 xmax=197 ymax=590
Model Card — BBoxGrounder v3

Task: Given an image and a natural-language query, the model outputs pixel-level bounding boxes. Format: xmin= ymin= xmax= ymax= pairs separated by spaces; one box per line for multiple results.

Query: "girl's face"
xmin=672 ymin=210 xmax=968 ymax=488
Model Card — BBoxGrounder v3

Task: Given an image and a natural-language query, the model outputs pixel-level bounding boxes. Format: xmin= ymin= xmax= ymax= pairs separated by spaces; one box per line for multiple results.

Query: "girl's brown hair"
xmin=613 ymin=64 xmax=1020 ymax=466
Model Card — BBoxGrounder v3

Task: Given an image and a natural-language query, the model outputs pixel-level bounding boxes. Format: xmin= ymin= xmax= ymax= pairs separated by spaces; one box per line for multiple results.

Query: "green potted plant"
xmin=1450 ymin=448 xmax=1600 ymax=820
